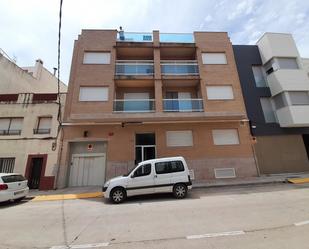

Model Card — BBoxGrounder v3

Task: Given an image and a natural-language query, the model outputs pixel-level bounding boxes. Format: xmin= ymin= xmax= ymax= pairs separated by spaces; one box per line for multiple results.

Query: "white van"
xmin=103 ymin=157 xmax=192 ymax=203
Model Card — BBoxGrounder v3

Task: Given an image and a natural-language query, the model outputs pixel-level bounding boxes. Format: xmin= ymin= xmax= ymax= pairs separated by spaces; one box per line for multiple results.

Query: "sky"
xmin=0 ymin=0 xmax=309 ymax=84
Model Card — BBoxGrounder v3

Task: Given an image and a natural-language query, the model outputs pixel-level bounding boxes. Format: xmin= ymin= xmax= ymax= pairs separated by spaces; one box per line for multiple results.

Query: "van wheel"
xmin=173 ymin=184 xmax=187 ymax=199
xmin=110 ymin=187 xmax=126 ymax=204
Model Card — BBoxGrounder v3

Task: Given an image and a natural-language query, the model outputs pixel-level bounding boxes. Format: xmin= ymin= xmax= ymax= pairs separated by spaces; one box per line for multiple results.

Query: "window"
xmin=133 ymin=164 xmax=151 ymax=177
xmin=289 ymin=92 xmax=309 ymax=105
xmin=83 ymin=52 xmax=111 ymax=64
xmin=277 ymin=58 xmax=298 ymax=70
xmin=202 ymin=53 xmax=227 ymax=64
xmin=0 ymin=158 xmax=15 ymax=173
xmin=34 ymin=117 xmax=52 ymax=134
xmin=0 ymin=118 xmax=23 ymax=135
xmin=252 ymin=66 xmax=267 ymax=87
xmin=79 ymin=87 xmax=108 ymax=101
xmin=155 ymin=161 xmax=185 ymax=174
xmin=206 ymin=86 xmax=234 ymax=100
xmin=212 ymin=129 xmax=240 ymax=145
xmin=260 ymin=98 xmax=277 ymax=123
xmin=273 ymin=93 xmax=288 ymax=110
xmin=166 ymin=131 xmax=193 ymax=147
xmin=1 ymin=174 xmax=26 ymax=183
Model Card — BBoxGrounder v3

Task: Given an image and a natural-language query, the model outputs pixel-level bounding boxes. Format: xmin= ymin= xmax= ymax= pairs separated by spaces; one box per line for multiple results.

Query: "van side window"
xmin=133 ymin=164 xmax=151 ymax=177
xmin=155 ymin=161 xmax=185 ymax=174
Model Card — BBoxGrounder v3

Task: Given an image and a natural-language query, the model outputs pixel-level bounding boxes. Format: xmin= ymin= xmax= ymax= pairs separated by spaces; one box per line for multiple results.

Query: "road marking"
xmin=294 ymin=220 xmax=309 ymax=226
xmin=186 ymin=230 xmax=245 ymax=240
xmin=50 ymin=242 xmax=109 ymax=249
xmin=33 ymin=192 xmax=104 ymax=202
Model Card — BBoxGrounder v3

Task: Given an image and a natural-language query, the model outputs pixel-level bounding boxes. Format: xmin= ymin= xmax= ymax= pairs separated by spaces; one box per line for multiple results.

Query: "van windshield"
xmin=123 ymin=165 xmax=138 ymax=177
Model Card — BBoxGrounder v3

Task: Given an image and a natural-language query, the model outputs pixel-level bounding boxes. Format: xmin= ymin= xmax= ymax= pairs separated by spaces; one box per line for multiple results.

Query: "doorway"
xmin=303 ymin=134 xmax=309 ymax=160
xmin=27 ymin=156 xmax=45 ymax=189
xmin=135 ymin=133 xmax=156 ymax=164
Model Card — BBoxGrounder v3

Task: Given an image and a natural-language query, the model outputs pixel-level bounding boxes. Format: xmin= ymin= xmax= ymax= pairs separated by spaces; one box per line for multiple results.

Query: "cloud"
xmin=0 ymin=0 xmax=308 ymax=84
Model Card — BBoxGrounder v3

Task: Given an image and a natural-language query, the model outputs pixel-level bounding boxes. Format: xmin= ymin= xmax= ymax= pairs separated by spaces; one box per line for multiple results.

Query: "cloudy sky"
xmin=1 ymin=0 xmax=309 ymax=84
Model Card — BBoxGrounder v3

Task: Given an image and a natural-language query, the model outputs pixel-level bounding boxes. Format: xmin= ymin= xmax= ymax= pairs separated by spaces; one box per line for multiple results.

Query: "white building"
xmin=0 ymin=51 xmax=67 ymax=190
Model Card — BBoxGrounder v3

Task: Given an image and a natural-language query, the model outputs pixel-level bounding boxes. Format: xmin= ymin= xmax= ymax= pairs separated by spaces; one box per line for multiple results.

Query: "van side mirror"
xmin=130 ymin=174 xmax=135 ymax=178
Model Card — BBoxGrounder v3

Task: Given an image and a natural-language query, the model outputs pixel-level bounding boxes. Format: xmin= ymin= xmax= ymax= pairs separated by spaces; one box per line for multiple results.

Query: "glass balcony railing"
xmin=163 ymin=99 xmax=203 ymax=112
xmin=114 ymin=99 xmax=155 ymax=112
xmin=160 ymin=33 xmax=194 ymax=43
xmin=117 ymin=32 xmax=153 ymax=42
xmin=115 ymin=60 xmax=154 ymax=76
xmin=161 ymin=61 xmax=199 ymax=75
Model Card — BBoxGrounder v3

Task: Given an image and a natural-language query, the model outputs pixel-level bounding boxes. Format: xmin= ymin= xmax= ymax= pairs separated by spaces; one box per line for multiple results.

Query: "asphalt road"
xmin=1 ymin=183 xmax=309 ymax=249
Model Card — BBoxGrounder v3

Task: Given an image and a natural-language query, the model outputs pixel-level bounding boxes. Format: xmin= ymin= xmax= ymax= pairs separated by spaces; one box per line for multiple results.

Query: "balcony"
xmin=114 ymin=99 xmax=155 ymax=113
xmin=117 ymin=32 xmax=153 ymax=42
xmin=115 ymin=60 xmax=154 ymax=76
xmin=0 ymin=129 xmax=21 ymax=135
xmin=160 ymin=33 xmax=194 ymax=43
xmin=276 ymin=105 xmax=309 ymax=127
xmin=161 ymin=60 xmax=199 ymax=76
xmin=163 ymin=99 xmax=203 ymax=112
xmin=33 ymin=128 xmax=51 ymax=134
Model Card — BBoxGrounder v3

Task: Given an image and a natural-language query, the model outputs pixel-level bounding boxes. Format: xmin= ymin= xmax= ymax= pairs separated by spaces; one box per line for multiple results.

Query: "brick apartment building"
xmin=57 ymin=29 xmax=258 ymax=188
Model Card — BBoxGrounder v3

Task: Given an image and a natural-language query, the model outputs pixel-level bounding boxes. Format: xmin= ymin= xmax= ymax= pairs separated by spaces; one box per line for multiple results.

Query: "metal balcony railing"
xmin=114 ymin=99 xmax=155 ymax=112
xmin=163 ymin=99 xmax=203 ymax=112
xmin=160 ymin=33 xmax=194 ymax=43
xmin=117 ymin=32 xmax=153 ymax=42
xmin=0 ymin=129 xmax=21 ymax=135
xmin=161 ymin=60 xmax=199 ymax=75
xmin=33 ymin=128 xmax=51 ymax=134
xmin=115 ymin=60 xmax=154 ymax=76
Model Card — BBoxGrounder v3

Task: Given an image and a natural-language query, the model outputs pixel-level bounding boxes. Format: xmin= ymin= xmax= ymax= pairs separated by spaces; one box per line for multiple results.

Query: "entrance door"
xmin=135 ymin=133 xmax=156 ymax=164
xmin=69 ymin=153 xmax=106 ymax=187
xmin=28 ymin=157 xmax=43 ymax=189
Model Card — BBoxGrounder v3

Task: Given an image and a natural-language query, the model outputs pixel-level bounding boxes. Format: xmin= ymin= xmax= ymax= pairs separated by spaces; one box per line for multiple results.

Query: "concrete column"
xmin=155 ymin=79 xmax=163 ymax=112
xmin=153 ymin=30 xmax=163 ymax=112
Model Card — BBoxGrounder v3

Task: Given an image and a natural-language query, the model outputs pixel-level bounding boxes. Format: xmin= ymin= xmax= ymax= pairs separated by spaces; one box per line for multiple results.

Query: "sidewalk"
xmin=27 ymin=173 xmax=309 ymax=201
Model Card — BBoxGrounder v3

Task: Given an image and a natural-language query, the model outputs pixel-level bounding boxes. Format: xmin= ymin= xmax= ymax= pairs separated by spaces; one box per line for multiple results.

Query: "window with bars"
xmin=0 ymin=158 xmax=15 ymax=173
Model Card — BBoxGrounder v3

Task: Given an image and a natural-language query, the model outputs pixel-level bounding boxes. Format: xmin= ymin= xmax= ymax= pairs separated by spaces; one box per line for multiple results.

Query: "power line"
xmin=57 ymin=0 xmax=63 ymax=132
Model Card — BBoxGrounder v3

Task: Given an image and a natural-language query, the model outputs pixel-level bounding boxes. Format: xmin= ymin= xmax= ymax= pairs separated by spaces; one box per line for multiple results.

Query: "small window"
xmin=202 ymin=53 xmax=227 ymax=64
xmin=289 ymin=92 xmax=309 ymax=105
xmin=252 ymin=66 xmax=267 ymax=87
xmin=34 ymin=117 xmax=52 ymax=134
xmin=212 ymin=129 xmax=240 ymax=145
xmin=0 ymin=158 xmax=15 ymax=173
xmin=260 ymin=98 xmax=277 ymax=123
xmin=155 ymin=161 xmax=185 ymax=174
xmin=166 ymin=131 xmax=193 ymax=147
xmin=133 ymin=164 xmax=151 ymax=177
xmin=79 ymin=87 xmax=109 ymax=101
xmin=206 ymin=86 xmax=234 ymax=100
xmin=276 ymin=58 xmax=298 ymax=70
xmin=83 ymin=52 xmax=111 ymax=64
xmin=0 ymin=118 xmax=23 ymax=135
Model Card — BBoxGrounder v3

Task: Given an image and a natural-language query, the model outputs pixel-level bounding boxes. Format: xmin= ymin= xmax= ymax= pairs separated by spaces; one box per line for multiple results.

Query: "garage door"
xmin=69 ymin=153 xmax=106 ymax=187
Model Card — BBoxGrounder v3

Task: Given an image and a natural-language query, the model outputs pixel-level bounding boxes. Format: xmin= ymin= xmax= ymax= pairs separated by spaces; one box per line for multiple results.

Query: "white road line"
xmin=186 ymin=230 xmax=245 ymax=240
xmin=50 ymin=242 xmax=109 ymax=249
xmin=294 ymin=220 xmax=309 ymax=226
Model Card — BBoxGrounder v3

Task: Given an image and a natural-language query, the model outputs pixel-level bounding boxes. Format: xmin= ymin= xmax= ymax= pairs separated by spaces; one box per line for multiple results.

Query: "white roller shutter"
xmin=166 ymin=130 xmax=193 ymax=147
xmin=0 ymin=119 xmax=10 ymax=130
xmin=79 ymin=87 xmax=109 ymax=101
xmin=212 ymin=129 xmax=240 ymax=145
xmin=9 ymin=118 xmax=23 ymax=130
xmin=202 ymin=53 xmax=227 ymax=64
xmin=206 ymin=86 xmax=234 ymax=100
xmin=38 ymin=117 xmax=52 ymax=129
xmin=83 ymin=52 xmax=111 ymax=64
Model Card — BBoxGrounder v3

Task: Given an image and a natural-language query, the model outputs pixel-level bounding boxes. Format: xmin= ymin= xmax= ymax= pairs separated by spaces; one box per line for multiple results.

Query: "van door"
xmin=126 ymin=163 xmax=155 ymax=196
xmin=153 ymin=161 xmax=173 ymax=193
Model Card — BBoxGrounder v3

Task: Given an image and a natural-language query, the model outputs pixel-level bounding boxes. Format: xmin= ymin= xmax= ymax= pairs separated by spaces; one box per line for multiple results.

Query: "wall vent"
xmin=214 ymin=168 xmax=236 ymax=179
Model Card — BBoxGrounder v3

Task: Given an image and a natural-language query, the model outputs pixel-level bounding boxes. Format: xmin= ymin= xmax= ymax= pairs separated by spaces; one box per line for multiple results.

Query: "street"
xmin=1 ymin=183 xmax=309 ymax=249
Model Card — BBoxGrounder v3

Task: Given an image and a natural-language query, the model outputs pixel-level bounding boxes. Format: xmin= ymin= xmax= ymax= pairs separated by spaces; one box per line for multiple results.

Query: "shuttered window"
xmin=0 ymin=118 xmax=23 ymax=135
xmin=212 ymin=129 xmax=240 ymax=145
xmin=79 ymin=87 xmax=109 ymax=101
xmin=202 ymin=53 xmax=227 ymax=64
xmin=206 ymin=86 xmax=234 ymax=100
xmin=34 ymin=117 xmax=52 ymax=134
xmin=83 ymin=52 xmax=111 ymax=64
xmin=166 ymin=131 xmax=193 ymax=147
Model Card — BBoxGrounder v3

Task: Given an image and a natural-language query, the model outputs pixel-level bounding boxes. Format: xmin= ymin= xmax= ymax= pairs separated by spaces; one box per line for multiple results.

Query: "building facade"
xmin=0 ymin=52 xmax=67 ymax=190
xmin=58 ymin=29 xmax=258 ymax=188
xmin=233 ymin=33 xmax=309 ymax=174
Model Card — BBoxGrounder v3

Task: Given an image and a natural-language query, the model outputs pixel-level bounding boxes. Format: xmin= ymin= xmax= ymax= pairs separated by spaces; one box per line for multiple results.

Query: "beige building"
xmin=57 ymin=29 xmax=258 ymax=188
xmin=0 ymin=51 xmax=67 ymax=190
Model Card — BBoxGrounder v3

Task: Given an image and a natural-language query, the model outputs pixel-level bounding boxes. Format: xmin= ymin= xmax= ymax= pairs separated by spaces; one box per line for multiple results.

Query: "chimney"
xmin=53 ymin=67 xmax=57 ymax=76
xmin=33 ymin=59 xmax=43 ymax=79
